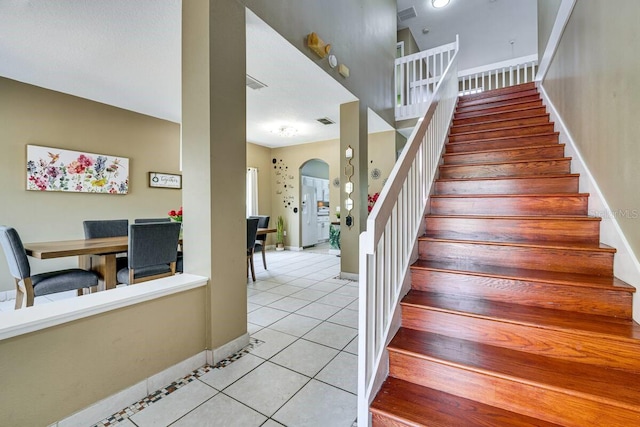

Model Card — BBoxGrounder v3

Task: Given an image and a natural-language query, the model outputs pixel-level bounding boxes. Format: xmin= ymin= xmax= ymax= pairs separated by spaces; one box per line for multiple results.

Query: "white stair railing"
xmin=458 ymin=54 xmax=538 ymax=96
xmin=358 ymin=44 xmax=459 ymax=426
xmin=395 ymin=36 xmax=459 ymax=121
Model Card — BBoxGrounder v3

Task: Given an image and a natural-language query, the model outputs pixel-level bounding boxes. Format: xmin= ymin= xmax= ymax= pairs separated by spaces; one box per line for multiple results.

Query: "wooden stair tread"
xmin=418 ymin=236 xmax=616 ymax=252
xmin=447 ymin=132 xmax=559 ymax=146
xmin=436 ymin=173 xmax=580 ymax=183
xmin=426 ymin=214 xmax=601 ymax=222
xmin=389 ymin=328 xmax=640 ymax=409
xmin=371 ymin=377 xmax=561 ymax=427
xmin=410 ymin=259 xmax=635 ymax=292
xmin=450 ymin=113 xmax=550 ymax=129
xmin=432 ymin=192 xmax=589 ymax=198
xmin=459 ymin=83 xmax=536 ymax=102
xmin=439 ymin=157 xmax=571 ymax=168
xmin=453 ymin=106 xmax=547 ymax=124
xmin=443 ymin=144 xmax=563 ymax=158
xmin=454 ymin=100 xmax=544 ymax=118
xmin=449 ymin=123 xmax=554 ymax=138
xmin=403 ymin=290 xmax=640 ymax=338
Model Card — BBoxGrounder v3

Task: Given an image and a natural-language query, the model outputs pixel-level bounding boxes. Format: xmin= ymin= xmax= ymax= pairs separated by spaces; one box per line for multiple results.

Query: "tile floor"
xmin=12 ymin=245 xmax=357 ymax=426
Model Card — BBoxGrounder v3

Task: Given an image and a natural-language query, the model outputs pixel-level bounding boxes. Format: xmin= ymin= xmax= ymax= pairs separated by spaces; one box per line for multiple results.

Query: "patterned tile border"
xmin=93 ymin=338 xmax=264 ymax=427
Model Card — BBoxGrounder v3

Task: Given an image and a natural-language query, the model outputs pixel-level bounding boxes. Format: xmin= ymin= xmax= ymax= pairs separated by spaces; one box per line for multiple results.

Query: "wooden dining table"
xmin=24 ymin=228 xmax=276 ymax=291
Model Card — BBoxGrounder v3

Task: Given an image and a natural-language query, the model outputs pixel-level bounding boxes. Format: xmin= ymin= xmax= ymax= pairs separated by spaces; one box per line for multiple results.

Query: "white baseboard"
xmin=55 ymin=351 xmax=207 ymax=427
xmin=212 ymin=332 xmax=250 ymax=364
xmin=286 ymin=246 xmax=302 ymax=251
xmin=538 ymin=83 xmax=640 ymax=321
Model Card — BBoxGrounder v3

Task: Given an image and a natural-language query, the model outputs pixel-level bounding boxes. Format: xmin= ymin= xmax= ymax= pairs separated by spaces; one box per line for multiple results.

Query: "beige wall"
xmin=368 ymin=130 xmax=397 ymax=196
xmin=397 ymin=28 xmax=421 ymax=56
xmin=271 ymin=139 xmax=340 ymax=248
xmin=0 ymin=287 xmax=207 ymax=426
xmin=247 ymin=142 xmax=274 ymax=244
xmin=0 ymin=77 xmax=181 ymax=292
xmin=542 ymin=0 xmax=640 ymax=255
xmin=537 ymin=0 xmax=562 ymax=57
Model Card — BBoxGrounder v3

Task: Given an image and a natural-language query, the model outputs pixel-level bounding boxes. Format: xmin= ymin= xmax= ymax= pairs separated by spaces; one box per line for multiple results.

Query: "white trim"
xmin=458 ymin=54 xmax=538 ymax=78
xmin=0 ymin=273 xmax=209 ymax=341
xmin=55 ymin=351 xmax=207 ymax=427
xmin=538 ymin=84 xmax=640 ymax=321
xmin=212 ymin=332 xmax=250 ymax=364
xmin=535 ymin=0 xmax=577 ymax=82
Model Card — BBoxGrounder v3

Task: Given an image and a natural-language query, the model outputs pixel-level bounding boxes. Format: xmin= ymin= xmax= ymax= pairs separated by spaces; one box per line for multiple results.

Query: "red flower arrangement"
xmin=168 ymin=206 xmax=183 ymax=222
xmin=367 ymin=193 xmax=380 ymax=214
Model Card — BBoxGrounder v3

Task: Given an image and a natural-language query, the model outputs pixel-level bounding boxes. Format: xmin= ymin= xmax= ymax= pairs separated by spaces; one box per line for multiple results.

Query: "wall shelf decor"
xmin=26 ymin=145 xmax=129 ymax=194
xmin=149 ymin=172 xmax=182 ymax=189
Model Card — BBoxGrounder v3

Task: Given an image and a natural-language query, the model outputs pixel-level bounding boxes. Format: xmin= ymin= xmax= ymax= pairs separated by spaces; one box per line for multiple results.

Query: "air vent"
xmin=316 ymin=117 xmax=335 ymax=125
xmin=397 ymin=6 xmax=417 ymax=22
xmin=246 ymin=74 xmax=267 ymax=90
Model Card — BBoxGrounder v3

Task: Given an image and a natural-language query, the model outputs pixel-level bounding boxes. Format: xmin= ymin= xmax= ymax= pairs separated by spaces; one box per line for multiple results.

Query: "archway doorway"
xmin=299 ymin=159 xmax=330 ymax=248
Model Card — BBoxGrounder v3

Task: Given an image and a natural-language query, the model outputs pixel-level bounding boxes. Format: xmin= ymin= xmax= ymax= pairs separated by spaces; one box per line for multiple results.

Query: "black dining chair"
xmin=246 ymin=217 xmax=259 ymax=282
xmin=249 ymin=215 xmax=270 ymax=269
xmin=116 ymin=222 xmax=182 ymax=285
xmin=0 ymin=226 xmax=99 ymax=309
xmin=83 ymin=219 xmax=129 ymax=271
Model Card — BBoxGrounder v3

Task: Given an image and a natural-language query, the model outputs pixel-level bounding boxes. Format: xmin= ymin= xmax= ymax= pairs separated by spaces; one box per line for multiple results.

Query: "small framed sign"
xmin=149 ymin=172 xmax=182 ymax=189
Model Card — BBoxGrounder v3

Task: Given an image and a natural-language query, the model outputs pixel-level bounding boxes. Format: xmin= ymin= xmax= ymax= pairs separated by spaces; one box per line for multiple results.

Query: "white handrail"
xmin=395 ymin=35 xmax=459 ymax=120
xmin=358 ymin=41 xmax=459 ymax=426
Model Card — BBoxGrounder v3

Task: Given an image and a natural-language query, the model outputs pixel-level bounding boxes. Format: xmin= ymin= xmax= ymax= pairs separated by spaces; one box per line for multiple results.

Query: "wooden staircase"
xmin=370 ymin=82 xmax=640 ymax=426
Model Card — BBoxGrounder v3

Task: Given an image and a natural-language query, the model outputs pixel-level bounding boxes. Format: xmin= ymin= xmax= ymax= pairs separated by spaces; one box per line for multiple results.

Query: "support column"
xmin=182 ymin=0 xmax=249 ymax=359
xmin=340 ymin=101 xmax=368 ymax=276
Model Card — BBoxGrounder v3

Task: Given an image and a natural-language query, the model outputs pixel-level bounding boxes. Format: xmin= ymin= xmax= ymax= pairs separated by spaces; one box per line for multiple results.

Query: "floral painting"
xmin=26 ymin=145 xmax=129 ymax=194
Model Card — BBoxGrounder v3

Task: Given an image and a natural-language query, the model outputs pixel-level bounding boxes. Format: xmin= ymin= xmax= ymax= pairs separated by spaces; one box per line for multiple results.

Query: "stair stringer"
xmin=538 ymin=83 xmax=640 ymax=322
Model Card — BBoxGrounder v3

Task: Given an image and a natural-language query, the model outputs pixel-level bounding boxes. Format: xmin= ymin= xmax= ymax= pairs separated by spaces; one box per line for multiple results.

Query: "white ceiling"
xmin=397 ymin=0 xmax=538 ymax=71
xmin=0 ymin=1 xmax=536 ymax=147
xmin=0 ymin=1 xmax=392 ymax=149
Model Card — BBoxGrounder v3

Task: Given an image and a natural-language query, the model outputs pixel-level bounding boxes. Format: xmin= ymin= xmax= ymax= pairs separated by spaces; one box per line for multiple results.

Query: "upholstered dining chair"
xmin=134 ymin=218 xmax=183 ymax=273
xmin=246 ymin=217 xmax=260 ymax=282
xmin=0 ymin=226 xmax=99 ymax=309
xmin=116 ymin=222 xmax=181 ymax=285
xmin=250 ymin=215 xmax=270 ymax=269
xmin=83 ymin=219 xmax=129 ymax=271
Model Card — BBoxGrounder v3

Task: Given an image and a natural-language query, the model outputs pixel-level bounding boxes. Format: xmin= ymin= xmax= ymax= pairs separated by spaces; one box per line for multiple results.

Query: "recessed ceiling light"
xmin=432 ymin=0 xmax=451 ymax=8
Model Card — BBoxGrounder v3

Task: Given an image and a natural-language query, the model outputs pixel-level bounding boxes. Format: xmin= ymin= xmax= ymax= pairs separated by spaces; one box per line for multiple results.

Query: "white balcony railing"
xmin=395 ymin=36 xmax=459 ymax=121
xmin=358 ymin=44 xmax=459 ymax=426
xmin=458 ymin=54 xmax=538 ymax=96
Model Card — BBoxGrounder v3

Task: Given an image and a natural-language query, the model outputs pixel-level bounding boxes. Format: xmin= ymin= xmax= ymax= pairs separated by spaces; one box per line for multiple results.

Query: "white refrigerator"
xmin=301 ymin=184 xmax=318 ymax=247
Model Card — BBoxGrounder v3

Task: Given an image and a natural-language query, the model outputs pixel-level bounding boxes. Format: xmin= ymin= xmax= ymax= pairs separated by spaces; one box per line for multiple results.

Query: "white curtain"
xmin=246 ymin=167 xmax=259 ymax=217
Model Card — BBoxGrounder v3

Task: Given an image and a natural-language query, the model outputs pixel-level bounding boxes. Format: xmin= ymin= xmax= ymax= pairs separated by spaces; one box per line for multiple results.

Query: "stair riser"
xmin=418 ymin=240 xmax=613 ymax=275
xmin=443 ymin=145 xmax=565 ymax=165
xmin=424 ymin=216 xmax=601 ymax=245
xmin=453 ymin=107 xmax=548 ymax=126
xmin=389 ymin=351 xmax=640 ymax=427
xmin=435 ymin=175 xmax=579 ymax=195
xmin=457 ymin=89 xmax=540 ymax=108
xmin=410 ymin=268 xmax=632 ymax=318
xmin=455 ymin=99 xmax=544 ymax=119
xmin=430 ymin=195 xmax=588 ymax=216
xmin=371 ymin=413 xmax=410 ymax=426
xmin=450 ymin=115 xmax=550 ymax=134
xmin=449 ymin=124 xmax=556 ymax=143
xmin=402 ymin=305 xmax=640 ymax=372
xmin=459 ymin=82 xmax=536 ymax=103
xmin=446 ymin=134 xmax=559 ymax=153
xmin=439 ymin=159 xmax=571 ymax=179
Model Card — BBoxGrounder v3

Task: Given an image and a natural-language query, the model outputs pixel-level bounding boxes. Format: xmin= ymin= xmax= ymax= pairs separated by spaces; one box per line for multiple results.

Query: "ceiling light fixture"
xmin=273 ymin=126 xmax=298 ymax=137
xmin=432 ymin=0 xmax=451 ymax=8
